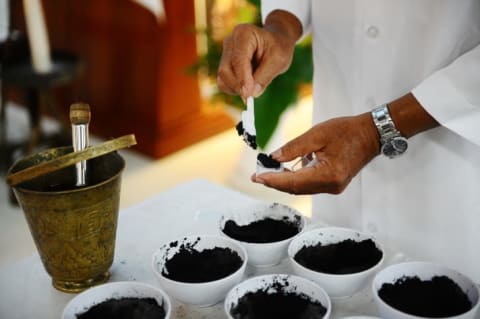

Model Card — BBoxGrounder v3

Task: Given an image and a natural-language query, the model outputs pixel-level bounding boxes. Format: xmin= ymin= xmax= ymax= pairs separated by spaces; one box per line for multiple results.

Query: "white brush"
xmin=235 ymin=96 xmax=257 ymax=149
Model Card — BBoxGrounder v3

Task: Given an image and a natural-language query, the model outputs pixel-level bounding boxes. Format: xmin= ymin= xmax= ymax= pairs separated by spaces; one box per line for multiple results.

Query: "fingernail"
xmin=253 ymin=83 xmax=263 ymax=97
xmin=241 ymin=86 xmax=247 ymax=98
xmin=271 ymin=149 xmax=283 ymax=159
xmin=254 ymin=177 xmax=266 ymax=184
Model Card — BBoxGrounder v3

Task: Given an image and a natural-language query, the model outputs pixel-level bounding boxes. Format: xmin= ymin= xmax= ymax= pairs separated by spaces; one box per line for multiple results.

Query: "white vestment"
xmin=262 ymin=0 xmax=480 ymax=283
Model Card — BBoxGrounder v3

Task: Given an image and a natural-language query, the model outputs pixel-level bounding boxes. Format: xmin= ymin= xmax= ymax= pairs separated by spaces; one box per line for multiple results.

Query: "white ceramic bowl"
xmin=219 ymin=202 xmax=306 ymax=267
xmin=151 ymin=234 xmax=247 ymax=307
xmin=288 ymin=227 xmax=384 ymax=298
xmin=225 ymin=274 xmax=331 ymax=319
xmin=372 ymin=261 xmax=480 ymax=319
xmin=62 ymin=281 xmax=171 ymax=319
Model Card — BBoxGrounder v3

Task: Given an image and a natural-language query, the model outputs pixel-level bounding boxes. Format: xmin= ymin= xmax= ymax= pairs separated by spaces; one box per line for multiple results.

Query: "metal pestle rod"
xmin=69 ymin=103 xmax=91 ymax=186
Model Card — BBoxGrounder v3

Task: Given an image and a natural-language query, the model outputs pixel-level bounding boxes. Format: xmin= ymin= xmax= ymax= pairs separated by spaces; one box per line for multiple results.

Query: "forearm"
xmin=264 ymin=10 xmax=303 ymax=46
xmin=361 ymin=93 xmax=440 ymax=155
xmin=388 ymin=93 xmax=439 ymax=139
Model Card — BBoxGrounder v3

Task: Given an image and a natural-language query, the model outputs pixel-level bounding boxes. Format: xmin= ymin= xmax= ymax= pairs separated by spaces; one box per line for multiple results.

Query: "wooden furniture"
xmin=8 ymin=0 xmax=233 ymax=158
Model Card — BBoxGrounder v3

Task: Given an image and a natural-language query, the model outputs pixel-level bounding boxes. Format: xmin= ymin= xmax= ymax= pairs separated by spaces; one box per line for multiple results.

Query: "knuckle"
xmin=232 ymin=23 xmax=254 ymax=36
xmin=290 ymin=175 xmax=303 ymax=195
xmin=230 ymin=53 xmax=246 ymax=70
xmin=272 ymin=53 xmax=288 ymax=68
xmin=270 ymin=51 xmax=291 ymax=72
xmin=282 ymin=141 xmax=300 ymax=158
xmin=217 ymin=80 xmax=228 ymax=93
xmin=217 ymin=67 xmax=229 ymax=80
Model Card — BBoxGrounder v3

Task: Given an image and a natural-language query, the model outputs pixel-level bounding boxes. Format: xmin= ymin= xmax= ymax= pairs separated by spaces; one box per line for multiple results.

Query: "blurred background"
xmin=0 ymin=0 xmax=313 ymax=265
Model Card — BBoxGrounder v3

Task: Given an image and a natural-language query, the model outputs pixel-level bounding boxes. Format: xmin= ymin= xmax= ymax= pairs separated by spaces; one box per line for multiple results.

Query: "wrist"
xmin=387 ymin=93 xmax=439 ymax=138
xmin=368 ymin=93 xmax=439 ymax=159
xmin=358 ymin=112 xmax=381 ymax=157
xmin=264 ymin=10 xmax=302 ymax=47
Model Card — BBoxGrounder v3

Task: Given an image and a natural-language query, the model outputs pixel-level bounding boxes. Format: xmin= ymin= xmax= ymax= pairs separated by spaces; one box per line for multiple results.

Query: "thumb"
xmin=271 ymin=128 xmax=325 ymax=162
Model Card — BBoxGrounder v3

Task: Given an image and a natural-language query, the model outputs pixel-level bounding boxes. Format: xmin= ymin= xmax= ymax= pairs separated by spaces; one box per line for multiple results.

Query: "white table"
xmin=0 ymin=179 xmax=381 ymax=318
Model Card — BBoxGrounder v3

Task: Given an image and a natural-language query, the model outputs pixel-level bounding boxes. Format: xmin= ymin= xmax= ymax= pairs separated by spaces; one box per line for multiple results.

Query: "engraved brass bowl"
xmin=7 ymin=147 xmax=124 ymax=293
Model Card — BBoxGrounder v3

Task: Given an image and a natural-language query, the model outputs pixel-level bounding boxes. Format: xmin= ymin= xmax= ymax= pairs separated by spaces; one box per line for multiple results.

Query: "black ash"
xmin=378 ymin=275 xmax=472 ymax=317
xmin=76 ymin=297 xmax=166 ymax=319
xmin=230 ymin=277 xmax=327 ymax=319
xmin=235 ymin=121 xmax=245 ymax=136
xmin=161 ymin=239 xmax=243 ymax=283
xmin=236 ymin=121 xmax=257 ymax=149
xmin=257 ymin=153 xmax=281 ymax=169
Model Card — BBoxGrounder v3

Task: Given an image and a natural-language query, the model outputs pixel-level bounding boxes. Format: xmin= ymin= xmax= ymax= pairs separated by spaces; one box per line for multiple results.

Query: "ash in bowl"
xmin=230 ymin=289 xmax=326 ymax=319
xmin=294 ymin=238 xmax=383 ymax=274
xmin=161 ymin=238 xmax=243 ymax=283
xmin=378 ymin=275 xmax=472 ymax=317
xmin=227 ymin=275 xmax=327 ymax=319
xmin=76 ymin=297 xmax=166 ymax=319
xmin=229 ymin=277 xmax=327 ymax=319
xmin=222 ymin=215 xmax=302 ymax=243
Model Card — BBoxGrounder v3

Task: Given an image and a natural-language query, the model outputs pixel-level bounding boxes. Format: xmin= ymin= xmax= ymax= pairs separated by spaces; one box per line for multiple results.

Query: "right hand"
xmin=251 ymin=113 xmax=381 ymax=195
xmin=217 ymin=10 xmax=302 ymax=100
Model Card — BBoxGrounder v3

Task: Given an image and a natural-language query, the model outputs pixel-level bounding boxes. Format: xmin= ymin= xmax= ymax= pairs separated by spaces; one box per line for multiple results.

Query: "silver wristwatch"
xmin=371 ymin=104 xmax=408 ymax=159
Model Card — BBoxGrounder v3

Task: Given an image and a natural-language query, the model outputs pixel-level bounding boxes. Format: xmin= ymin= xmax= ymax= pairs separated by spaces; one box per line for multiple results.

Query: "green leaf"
xmin=254 ymin=45 xmax=313 ymax=149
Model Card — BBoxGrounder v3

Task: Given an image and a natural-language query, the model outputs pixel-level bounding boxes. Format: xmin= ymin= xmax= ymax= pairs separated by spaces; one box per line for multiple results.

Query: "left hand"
xmin=252 ymin=113 xmax=380 ymax=194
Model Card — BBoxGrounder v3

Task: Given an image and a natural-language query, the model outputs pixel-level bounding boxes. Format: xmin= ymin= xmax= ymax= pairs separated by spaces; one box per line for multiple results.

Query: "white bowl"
xmin=372 ymin=261 xmax=480 ymax=319
xmin=62 ymin=281 xmax=171 ymax=319
xmin=225 ymin=274 xmax=331 ymax=319
xmin=151 ymin=235 xmax=247 ymax=307
xmin=288 ymin=227 xmax=384 ymax=298
xmin=219 ymin=202 xmax=306 ymax=267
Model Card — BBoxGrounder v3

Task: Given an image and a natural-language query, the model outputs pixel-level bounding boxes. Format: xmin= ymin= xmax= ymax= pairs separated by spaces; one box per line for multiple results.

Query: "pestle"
xmin=70 ymin=103 xmax=91 ymax=186
xmin=6 ymin=134 xmax=137 ymax=187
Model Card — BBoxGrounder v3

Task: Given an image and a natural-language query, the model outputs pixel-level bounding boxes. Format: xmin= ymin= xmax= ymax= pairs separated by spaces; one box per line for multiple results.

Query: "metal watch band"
xmin=371 ymin=104 xmax=402 ymax=145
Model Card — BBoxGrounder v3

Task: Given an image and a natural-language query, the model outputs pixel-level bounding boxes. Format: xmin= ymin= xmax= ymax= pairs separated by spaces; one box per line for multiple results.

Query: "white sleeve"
xmin=412 ymin=45 xmax=480 ymax=147
xmin=261 ymin=0 xmax=311 ymax=36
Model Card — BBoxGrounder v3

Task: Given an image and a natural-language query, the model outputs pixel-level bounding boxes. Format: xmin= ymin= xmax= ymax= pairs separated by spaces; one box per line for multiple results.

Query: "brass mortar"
xmin=7 ymin=146 xmax=124 ymax=293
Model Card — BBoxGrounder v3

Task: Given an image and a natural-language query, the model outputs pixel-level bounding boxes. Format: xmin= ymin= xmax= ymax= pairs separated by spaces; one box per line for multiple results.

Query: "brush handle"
xmin=7 ymin=134 xmax=136 ymax=187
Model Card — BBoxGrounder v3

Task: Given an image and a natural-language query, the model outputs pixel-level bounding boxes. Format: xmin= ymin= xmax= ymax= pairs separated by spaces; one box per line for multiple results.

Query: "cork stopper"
xmin=70 ymin=103 xmax=91 ymax=125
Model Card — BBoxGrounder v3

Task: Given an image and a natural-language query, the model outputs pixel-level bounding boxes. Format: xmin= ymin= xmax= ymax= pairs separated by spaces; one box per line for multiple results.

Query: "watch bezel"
xmin=381 ymin=136 xmax=408 ymax=158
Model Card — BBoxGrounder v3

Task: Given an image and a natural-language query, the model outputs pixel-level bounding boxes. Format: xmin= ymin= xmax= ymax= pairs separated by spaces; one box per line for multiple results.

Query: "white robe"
xmin=262 ymin=0 xmax=480 ymax=283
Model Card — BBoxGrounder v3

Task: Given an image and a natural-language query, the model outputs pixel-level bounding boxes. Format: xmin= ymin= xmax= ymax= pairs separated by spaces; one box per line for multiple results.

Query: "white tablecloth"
xmin=0 ymin=179 xmax=383 ymax=318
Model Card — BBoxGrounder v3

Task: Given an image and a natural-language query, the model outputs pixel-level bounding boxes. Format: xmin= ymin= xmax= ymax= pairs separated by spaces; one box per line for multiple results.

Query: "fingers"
xmin=217 ymin=24 xmax=295 ymax=100
xmin=252 ymin=162 xmax=350 ymax=195
xmin=252 ymin=49 xmax=291 ymax=96
xmin=271 ymin=126 xmax=326 ymax=162
xmin=217 ymin=25 xmax=257 ymax=99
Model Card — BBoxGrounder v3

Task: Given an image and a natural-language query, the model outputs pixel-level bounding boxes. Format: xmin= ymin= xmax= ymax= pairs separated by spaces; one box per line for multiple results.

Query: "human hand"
xmin=251 ymin=113 xmax=380 ymax=194
xmin=217 ymin=10 xmax=302 ymax=100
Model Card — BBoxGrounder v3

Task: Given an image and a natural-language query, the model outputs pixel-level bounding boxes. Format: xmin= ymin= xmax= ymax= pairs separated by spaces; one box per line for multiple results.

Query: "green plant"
xmin=191 ymin=0 xmax=313 ymax=149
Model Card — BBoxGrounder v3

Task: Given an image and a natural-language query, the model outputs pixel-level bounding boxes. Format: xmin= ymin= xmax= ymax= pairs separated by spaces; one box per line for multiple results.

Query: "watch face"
xmin=381 ymin=137 xmax=408 ymax=158
xmin=392 ymin=137 xmax=408 ymax=153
